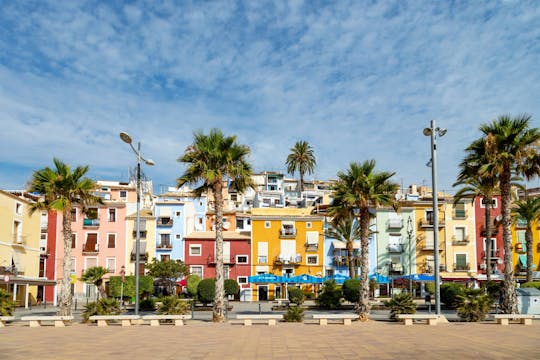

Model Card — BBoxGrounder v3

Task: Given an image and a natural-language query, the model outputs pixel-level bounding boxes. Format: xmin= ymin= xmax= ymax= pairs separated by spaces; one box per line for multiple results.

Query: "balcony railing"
xmin=332 ymin=256 xmax=361 ymax=267
xmin=388 ymin=244 xmax=403 ymax=253
xmin=418 ymin=218 xmax=445 ymax=228
xmin=274 ymin=255 xmax=302 ymax=266
xmin=157 ymin=217 xmax=173 ymax=226
xmin=452 ymin=210 xmax=468 ymax=219
xmin=454 ymin=263 xmax=470 ymax=271
xmin=83 ymin=218 xmax=100 ymax=228
xmin=207 ymin=255 xmax=236 ymax=265
xmin=82 ymin=243 xmax=99 ymax=255
xmin=516 ymin=219 xmax=528 ymax=228
xmin=390 ymin=264 xmax=403 ymax=274
xmin=481 ymin=250 xmax=501 ymax=259
xmin=421 ymin=242 xmax=444 ymax=251
xmin=130 ymin=252 xmax=148 ymax=261
xmin=452 ymin=235 xmax=470 ymax=245
xmin=132 ymin=230 xmax=147 ymax=239
xmin=12 ymin=235 xmax=27 ymax=246
xmin=387 ymin=218 xmax=403 ymax=229
xmin=156 ymin=243 xmax=173 ymax=250
xmin=279 ymin=228 xmax=297 ymax=238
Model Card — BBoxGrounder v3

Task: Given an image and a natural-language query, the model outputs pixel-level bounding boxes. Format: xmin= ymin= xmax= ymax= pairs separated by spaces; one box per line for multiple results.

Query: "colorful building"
xmin=474 ymin=196 xmax=504 ymax=281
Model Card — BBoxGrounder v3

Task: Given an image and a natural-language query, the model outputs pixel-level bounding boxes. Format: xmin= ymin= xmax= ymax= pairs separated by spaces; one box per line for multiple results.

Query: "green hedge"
xmin=287 ymin=286 xmax=305 ymax=305
xmin=187 ymin=274 xmax=201 ymax=297
xmin=108 ymin=275 xmax=154 ymax=298
xmin=440 ymin=283 xmax=466 ymax=309
xmin=224 ymin=279 xmax=240 ymax=296
xmin=197 ymin=278 xmax=216 ymax=304
xmin=342 ymin=279 xmax=360 ymax=303
xmin=521 ymin=282 xmax=540 ymax=291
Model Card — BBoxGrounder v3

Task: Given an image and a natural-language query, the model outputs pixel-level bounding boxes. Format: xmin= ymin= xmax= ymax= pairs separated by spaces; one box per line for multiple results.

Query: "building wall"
xmin=413 ymin=202 xmax=446 ymax=275
xmin=474 ymin=196 xmax=504 ymax=278
xmin=511 ymin=219 xmax=540 ymax=280
xmin=126 ymin=211 xmax=156 ymax=275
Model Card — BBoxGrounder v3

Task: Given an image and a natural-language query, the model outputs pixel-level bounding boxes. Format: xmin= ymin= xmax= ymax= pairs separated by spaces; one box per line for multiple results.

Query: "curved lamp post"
xmin=119 ymin=132 xmax=154 ymax=315
xmin=423 ymin=120 xmax=446 ymax=315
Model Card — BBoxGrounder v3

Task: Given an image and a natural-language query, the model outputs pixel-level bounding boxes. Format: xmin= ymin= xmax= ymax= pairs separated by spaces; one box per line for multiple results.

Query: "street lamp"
xmin=119 ymin=131 xmax=154 ymax=315
xmin=406 ymin=215 xmax=413 ymax=295
xmin=423 ymin=120 xmax=446 ymax=315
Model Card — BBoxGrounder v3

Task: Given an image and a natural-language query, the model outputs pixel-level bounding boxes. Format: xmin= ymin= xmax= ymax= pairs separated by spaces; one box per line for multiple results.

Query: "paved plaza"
xmin=1 ymin=320 xmax=539 ymax=359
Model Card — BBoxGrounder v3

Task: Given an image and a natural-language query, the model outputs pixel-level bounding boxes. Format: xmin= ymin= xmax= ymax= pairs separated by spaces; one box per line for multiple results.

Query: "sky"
xmin=1 ymin=0 xmax=540 ymax=194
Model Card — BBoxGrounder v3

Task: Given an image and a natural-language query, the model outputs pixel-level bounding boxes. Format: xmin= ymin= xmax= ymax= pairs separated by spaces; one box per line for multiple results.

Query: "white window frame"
xmin=70 ymin=257 xmax=77 ymax=274
xmin=483 ymin=237 xmax=497 ymax=257
xmin=71 ymin=233 xmax=77 ymax=249
xmin=189 ymin=244 xmax=202 ymax=256
xmin=237 ymin=276 xmax=248 ymax=284
xmin=190 ymin=265 xmax=203 ymax=278
xmin=84 ymin=256 xmax=98 ymax=271
xmin=108 ymin=208 xmax=117 ymax=222
xmin=15 ymin=202 xmax=23 ymax=215
xmin=236 ymin=255 xmax=249 ymax=264
xmin=306 ymin=255 xmax=318 ymax=265
xmin=106 ymin=257 xmax=116 ymax=273
xmin=119 ymin=190 xmax=127 ymax=199
xmin=264 ymin=221 xmax=271 ymax=228
xmin=480 ymin=198 xmax=498 ymax=208
xmin=453 ymin=226 xmax=466 ymax=241
xmin=107 ymin=233 xmax=116 ymax=248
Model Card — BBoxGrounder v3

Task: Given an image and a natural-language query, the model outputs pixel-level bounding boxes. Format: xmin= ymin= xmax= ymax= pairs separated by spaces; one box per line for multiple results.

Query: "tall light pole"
xmin=119 ymin=132 xmax=154 ymax=315
xmin=407 ymin=215 xmax=413 ymax=295
xmin=423 ymin=120 xmax=446 ymax=315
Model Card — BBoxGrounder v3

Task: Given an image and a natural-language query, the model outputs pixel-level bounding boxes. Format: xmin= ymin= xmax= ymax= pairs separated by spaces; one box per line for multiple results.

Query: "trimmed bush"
xmin=440 ymin=283 xmax=466 ymax=309
xmin=82 ymin=298 xmax=123 ymax=323
xmin=457 ymin=289 xmax=493 ymax=322
xmin=224 ymin=279 xmax=240 ymax=297
xmin=342 ymin=279 xmax=361 ymax=303
xmin=384 ymin=293 xmax=416 ymax=320
xmin=424 ymin=282 xmax=435 ymax=295
xmin=187 ymin=274 xmax=201 ymax=298
xmin=157 ymin=296 xmax=191 ymax=315
xmin=316 ymin=280 xmax=342 ymax=309
xmin=108 ymin=275 xmax=154 ymax=298
xmin=283 ymin=305 xmax=304 ymax=322
xmin=197 ymin=278 xmax=216 ymax=304
xmin=521 ymin=281 xmax=540 ymax=291
xmin=287 ymin=286 xmax=305 ymax=305
xmin=0 ymin=289 xmax=15 ymax=316
xmin=139 ymin=298 xmax=155 ymax=311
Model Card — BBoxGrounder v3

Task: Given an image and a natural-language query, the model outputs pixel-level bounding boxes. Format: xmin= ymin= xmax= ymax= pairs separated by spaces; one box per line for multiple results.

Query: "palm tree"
xmin=177 ymin=129 xmax=253 ymax=322
xmin=325 ymin=215 xmax=361 ymax=278
xmin=28 ymin=158 xmax=101 ymax=316
xmin=286 ymin=141 xmax=316 ymax=196
xmin=512 ymin=196 xmax=540 ymax=283
xmin=81 ymin=266 xmax=109 ymax=299
xmin=329 ymin=160 xmax=399 ymax=321
xmin=477 ymin=114 xmax=540 ymax=313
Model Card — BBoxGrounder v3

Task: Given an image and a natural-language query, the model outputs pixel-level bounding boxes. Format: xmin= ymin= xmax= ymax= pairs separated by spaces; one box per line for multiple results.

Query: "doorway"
xmin=258 ymin=285 xmax=268 ymax=301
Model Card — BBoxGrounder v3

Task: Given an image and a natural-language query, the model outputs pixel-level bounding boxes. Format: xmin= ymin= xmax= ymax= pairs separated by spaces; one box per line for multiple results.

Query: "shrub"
xmin=342 ymin=279 xmax=361 ymax=303
xmin=224 ymin=279 xmax=240 ymax=297
xmin=197 ymin=278 xmax=216 ymax=304
xmin=521 ymin=281 xmax=540 ymax=291
xmin=483 ymin=280 xmax=503 ymax=301
xmin=424 ymin=282 xmax=435 ymax=295
xmin=0 ymin=289 xmax=15 ymax=316
xmin=82 ymin=298 xmax=123 ymax=323
xmin=139 ymin=298 xmax=155 ymax=311
xmin=457 ymin=290 xmax=493 ymax=322
xmin=303 ymin=292 xmax=315 ymax=300
xmin=440 ymin=283 xmax=466 ymax=309
xmin=384 ymin=293 xmax=416 ymax=320
xmin=157 ymin=296 xmax=190 ymax=315
xmin=108 ymin=275 xmax=154 ymax=298
xmin=287 ymin=286 xmax=305 ymax=305
xmin=283 ymin=305 xmax=304 ymax=322
xmin=187 ymin=274 xmax=201 ymax=298
xmin=316 ymin=280 xmax=342 ymax=309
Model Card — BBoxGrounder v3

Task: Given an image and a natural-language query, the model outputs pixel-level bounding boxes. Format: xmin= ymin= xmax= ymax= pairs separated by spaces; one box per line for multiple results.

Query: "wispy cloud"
xmin=1 ymin=0 xmax=539 ymax=191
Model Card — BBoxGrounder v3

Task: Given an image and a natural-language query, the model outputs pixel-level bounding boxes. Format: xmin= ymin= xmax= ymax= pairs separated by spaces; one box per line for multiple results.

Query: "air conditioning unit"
xmin=479 ymin=263 xmax=486 ymax=270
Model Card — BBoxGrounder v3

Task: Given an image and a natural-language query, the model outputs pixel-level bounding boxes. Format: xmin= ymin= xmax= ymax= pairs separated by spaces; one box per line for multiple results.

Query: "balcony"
xmin=452 ymin=210 xmax=468 ymax=219
xmin=12 ymin=235 xmax=27 ymax=247
xmin=421 ymin=241 xmax=444 ymax=251
xmin=274 ymin=255 xmax=302 ymax=266
xmin=481 ymin=250 xmax=501 ymax=260
xmin=207 ymin=255 xmax=236 ymax=266
xmin=454 ymin=263 xmax=470 ymax=271
xmin=132 ymin=230 xmax=147 ymax=239
xmin=516 ymin=218 xmax=528 ymax=228
xmin=480 ymin=227 xmax=498 ymax=237
xmin=332 ymin=256 xmax=361 ymax=267
xmin=156 ymin=243 xmax=173 ymax=250
xmin=390 ymin=263 xmax=403 ymax=274
xmin=387 ymin=218 xmax=403 ymax=229
xmin=279 ymin=228 xmax=297 ymax=238
xmin=82 ymin=243 xmax=99 ymax=255
xmin=388 ymin=244 xmax=403 ymax=253
xmin=157 ymin=217 xmax=173 ymax=226
xmin=83 ymin=218 xmax=100 ymax=228
xmin=418 ymin=218 xmax=445 ymax=228
xmin=452 ymin=235 xmax=470 ymax=245
xmin=130 ymin=252 xmax=148 ymax=261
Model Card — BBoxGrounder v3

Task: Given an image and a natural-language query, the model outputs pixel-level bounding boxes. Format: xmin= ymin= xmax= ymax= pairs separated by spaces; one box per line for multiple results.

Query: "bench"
xmin=396 ymin=314 xmax=439 ymax=326
xmin=312 ymin=313 xmax=358 ymax=326
xmin=235 ymin=314 xmax=283 ymax=326
xmin=20 ymin=316 xmax=73 ymax=327
xmin=89 ymin=315 xmax=141 ymax=327
xmin=491 ymin=314 xmax=536 ymax=325
xmin=0 ymin=316 xmax=15 ymax=327
xmin=142 ymin=314 xmax=191 ymax=326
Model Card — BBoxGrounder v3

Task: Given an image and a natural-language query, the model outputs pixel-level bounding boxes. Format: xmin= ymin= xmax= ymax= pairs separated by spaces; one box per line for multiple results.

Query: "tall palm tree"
xmin=329 ymin=160 xmax=399 ymax=321
xmin=28 ymin=158 xmax=101 ymax=316
xmin=512 ymin=196 xmax=540 ymax=283
xmin=81 ymin=266 xmax=109 ymax=299
xmin=286 ymin=141 xmax=316 ymax=196
xmin=177 ymin=129 xmax=253 ymax=322
xmin=478 ymin=114 xmax=540 ymax=313
xmin=325 ymin=215 xmax=361 ymax=279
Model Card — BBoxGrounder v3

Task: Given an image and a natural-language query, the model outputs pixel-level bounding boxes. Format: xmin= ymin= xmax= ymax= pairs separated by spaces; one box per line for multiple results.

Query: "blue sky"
xmin=1 ymin=0 xmax=540 ymax=194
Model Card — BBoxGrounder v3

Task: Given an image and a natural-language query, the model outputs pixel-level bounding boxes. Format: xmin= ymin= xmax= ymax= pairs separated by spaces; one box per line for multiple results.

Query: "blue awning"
xmin=288 ymin=274 xmax=324 ymax=284
xmin=248 ymin=273 xmax=283 ymax=283
xmin=519 ymin=255 xmax=527 ymax=266
xmin=395 ymin=274 xmax=434 ymax=282
xmin=323 ymin=273 xmax=351 ymax=284
xmin=369 ymin=273 xmax=390 ymax=284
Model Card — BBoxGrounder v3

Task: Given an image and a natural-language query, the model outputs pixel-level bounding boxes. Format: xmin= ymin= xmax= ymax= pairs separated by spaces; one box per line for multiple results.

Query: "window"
xmin=70 ymin=257 xmax=77 ymax=273
xmin=190 ymin=265 xmax=203 ymax=278
xmin=223 ymin=265 xmax=230 ymax=279
xmin=480 ymin=198 xmax=497 ymax=208
xmin=307 ymin=255 xmax=318 ymax=265
xmin=70 ymin=208 xmax=77 ymax=222
xmin=15 ymin=202 xmax=23 ymax=215
xmin=264 ymin=221 xmax=271 ymax=228
xmin=160 ymin=233 xmax=171 ymax=247
xmin=84 ymin=233 xmax=98 ymax=252
xmin=106 ymin=257 xmax=116 ymax=273
xmin=453 ymin=202 xmax=466 ymax=218
xmin=71 ymin=234 xmax=77 ymax=249
xmin=198 ymin=218 xmax=203 ymax=225
xmin=190 ymin=244 xmax=202 ymax=256
xmin=107 ymin=234 xmax=116 ymax=248
xmin=39 ymin=258 xmax=45 ymax=277
xmin=238 ymin=276 xmax=248 ymax=284
xmin=108 ymin=208 xmax=116 ymax=222
xmin=85 ymin=257 xmax=98 ymax=270
xmin=306 ymin=222 xmax=312 ymax=229
xmin=236 ymin=255 xmax=248 ymax=264
xmin=236 ymin=219 xmax=244 ymax=229
xmin=119 ymin=190 xmax=127 ymax=199
xmin=455 ymin=254 xmax=468 ymax=271
xmin=258 ymin=242 xmax=268 ymax=264
xmin=258 ymin=256 xmax=267 ymax=264
xmin=281 ymin=221 xmax=295 ymax=236
xmin=247 ymin=219 xmax=251 ymax=225
xmin=306 ymin=231 xmax=319 ymax=251
xmin=175 ymin=211 xmax=181 ymax=217
xmin=454 ymin=227 xmax=466 ymax=242
xmin=484 ymin=238 xmax=497 ymax=257
xmin=161 ymin=254 xmax=171 ymax=262
xmin=425 ymin=209 xmax=434 ymax=225
xmin=325 ymin=269 xmax=334 ymax=277
xmin=176 ymin=234 xmax=181 ymax=240
xmin=517 ymin=230 xmax=527 ymax=252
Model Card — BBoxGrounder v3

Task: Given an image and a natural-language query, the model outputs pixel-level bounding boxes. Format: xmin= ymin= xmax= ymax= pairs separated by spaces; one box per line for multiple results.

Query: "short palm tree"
xmin=177 ymin=129 xmax=253 ymax=322
xmin=28 ymin=158 xmax=101 ymax=316
xmin=81 ymin=266 xmax=109 ymax=299
xmin=512 ymin=196 xmax=540 ymax=283
xmin=325 ymin=215 xmax=361 ymax=279
xmin=477 ymin=114 xmax=540 ymax=313
xmin=329 ymin=160 xmax=399 ymax=321
xmin=286 ymin=141 xmax=316 ymax=196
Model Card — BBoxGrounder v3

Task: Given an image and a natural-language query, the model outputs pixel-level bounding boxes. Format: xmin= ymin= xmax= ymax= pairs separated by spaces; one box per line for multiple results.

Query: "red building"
xmin=184 ymin=231 xmax=251 ymax=300
xmin=474 ymin=196 xmax=504 ymax=280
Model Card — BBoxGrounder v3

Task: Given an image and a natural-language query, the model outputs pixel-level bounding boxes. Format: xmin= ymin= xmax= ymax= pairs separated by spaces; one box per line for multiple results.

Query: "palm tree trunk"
xmin=484 ymin=200 xmax=492 ymax=282
xmin=96 ymin=280 xmax=107 ymax=299
xmin=526 ymin=227 xmax=533 ymax=283
xmin=213 ymin=180 xmax=226 ymax=322
xmin=500 ymin=171 xmax=517 ymax=314
xmin=357 ymin=208 xmax=371 ymax=321
xmin=347 ymin=243 xmax=355 ymax=279
xmin=59 ymin=210 xmax=73 ymax=316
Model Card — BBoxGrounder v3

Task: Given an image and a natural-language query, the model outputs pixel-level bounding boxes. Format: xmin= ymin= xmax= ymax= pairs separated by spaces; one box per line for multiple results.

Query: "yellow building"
xmin=512 ymin=219 xmax=540 ymax=280
xmin=250 ymin=207 xmax=324 ymax=301
xmin=126 ymin=209 xmax=156 ymax=276
xmin=0 ymin=190 xmax=53 ymax=307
